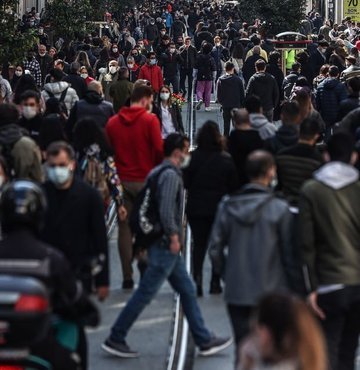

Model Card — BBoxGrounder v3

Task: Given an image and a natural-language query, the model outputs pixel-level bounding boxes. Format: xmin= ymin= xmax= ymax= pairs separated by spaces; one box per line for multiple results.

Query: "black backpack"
xmin=130 ymin=165 xmax=173 ymax=249
xmin=46 ymin=87 xmax=68 ymax=116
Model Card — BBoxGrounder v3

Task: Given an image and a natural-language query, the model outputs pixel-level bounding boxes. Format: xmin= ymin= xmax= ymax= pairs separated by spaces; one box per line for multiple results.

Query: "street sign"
xmin=343 ymin=0 xmax=360 ymax=23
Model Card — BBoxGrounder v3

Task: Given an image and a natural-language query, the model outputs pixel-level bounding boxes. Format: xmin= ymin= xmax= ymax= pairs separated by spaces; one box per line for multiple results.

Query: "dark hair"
xmin=319 ymin=64 xmax=330 ymax=75
xmin=73 ymin=118 xmax=113 ymax=157
xmin=244 ymin=95 xmax=262 ymax=113
xmin=255 ymin=59 xmax=266 ymax=71
xmin=164 ymin=133 xmax=188 ymax=157
xmin=246 ymin=150 xmax=275 ymax=180
xmin=118 ymin=66 xmax=129 ymax=80
xmin=281 ymin=101 xmax=300 ymax=124
xmin=291 ymin=62 xmax=302 ymax=72
xmin=0 ymin=104 xmax=19 ymax=127
xmin=147 ymin=51 xmax=156 ymax=59
xmin=347 ymin=76 xmax=360 ymax=93
xmin=269 ymin=51 xmax=281 ymax=64
xmin=50 ymin=68 xmax=64 ymax=82
xmin=70 ymin=62 xmax=81 ymax=73
xmin=130 ymin=85 xmax=153 ymax=103
xmin=46 ymin=141 xmax=76 ymax=161
xmin=225 ymin=61 xmax=235 ymax=71
xmin=295 ymin=76 xmax=310 ymax=87
xmin=20 ymin=90 xmax=40 ymax=104
xmin=13 ymin=75 xmax=39 ymax=105
xmin=299 ymin=118 xmax=322 ymax=140
xmin=39 ymin=114 xmax=66 ymax=151
xmin=202 ymin=42 xmax=213 ymax=55
xmin=329 ymin=65 xmax=339 ymax=77
xmin=326 ymin=132 xmax=355 ymax=163
xmin=196 ymin=121 xmax=224 ymax=152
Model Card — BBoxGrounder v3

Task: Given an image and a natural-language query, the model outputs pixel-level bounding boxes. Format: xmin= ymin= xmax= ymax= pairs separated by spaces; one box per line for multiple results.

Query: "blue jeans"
xmin=110 ymin=241 xmax=212 ymax=346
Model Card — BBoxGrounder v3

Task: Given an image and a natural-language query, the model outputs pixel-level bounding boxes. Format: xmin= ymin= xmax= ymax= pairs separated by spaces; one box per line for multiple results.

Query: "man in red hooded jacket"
xmin=106 ymin=84 xmax=163 ymax=289
xmin=138 ymin=51 xmax=164 ymax=94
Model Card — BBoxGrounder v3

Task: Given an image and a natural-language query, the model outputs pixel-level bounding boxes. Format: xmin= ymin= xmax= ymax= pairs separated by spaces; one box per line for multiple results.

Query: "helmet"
xmin=0 ymin=180 xmax=47 ymax=233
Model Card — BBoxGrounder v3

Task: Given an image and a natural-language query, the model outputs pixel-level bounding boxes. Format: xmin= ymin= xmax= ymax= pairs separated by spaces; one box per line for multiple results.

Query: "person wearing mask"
xmin=309 ymin=40 xmax=329 ymax=78
xmin=100 ymin=60 xmax=120 ymax=101
xmin=209 ymin=150 xmax=294 ymax=357
xmin=109 ymin=44 xmax=126 ymax=67
xmin=211 ymin=36 xmax=230 ymax=82
xmin=80 ymin=65 xmax=94 ymax=86
xmin=17 ymin=90 xmax=43 ymax=145
xmin=36 ymin=44 xmax=53 ymax=87
xmin=266 ymin=101 xmax=302 ymax=154
xmin=217 ymin=61 xmax=245 ymax=136
xmin=316 ymin=65 xmax=347 ymax=138
xmin=42 ymin=68 xmax=79 ymax=116
xmin=171 ymin=14 xmax=187 ymax=40
xmin=109 ymin=67 xmax=134 ymax=113
xmin=246 ymin=60 xmax=279 ymax=122
xmin=238 ymin=294 xmax=327 ymax=370
xmin=144 ymin=18 xmax=159 ymax=46
xmin=276 ymin=118 xmax=323 ymax=207
xmin=102 ymin=133 xmax=232 ymax=358
xmin=298 ymin=133 xmax=360 ymax=370
xmin=106 ymin=85 xmax=163 ymax=290
xmin=63 ymin=62 xmax=88 ymax=100
xmin=153 ymin=85 xmax=184 ymax=138
xmin=126 ymin=56 xmax=140 ymax=83
xmin=138 ymin=52 xmax=164 ymax=95
xmin=66 ymin=81 xmax=114 ymax=141
xmin=23 ymin=51 xmax=42 ymax=88
xmin=0 ymin=103 xmax=42 ymax=182
xmin=194 ymin=42 xmax=217 ymax=112
xmin=129 ymin=47 xmax=147 ymax=67
xmin=42 ymin=141 xmax=109 ymax=300
xmin=184 ymin=122 xmax=238 ymax=296
xmin=228 ymin=108 xmax=264 ymax=186
xmin=160 ymin=42 xmax=183 ymax=93
xmin=179 ymin=36 xmax=197 ymax=100
xmin=10 ymin=64 xmax=24 ymax=90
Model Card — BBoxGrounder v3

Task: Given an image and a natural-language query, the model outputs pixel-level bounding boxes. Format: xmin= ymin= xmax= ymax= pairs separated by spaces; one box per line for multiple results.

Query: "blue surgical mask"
xmin=47 ymin=166 xmax=72 ymax=186
xmin=149 ymin=59 xmax=157 ymax=65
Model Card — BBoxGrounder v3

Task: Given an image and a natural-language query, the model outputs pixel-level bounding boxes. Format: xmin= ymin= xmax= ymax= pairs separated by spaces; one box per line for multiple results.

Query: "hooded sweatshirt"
xmin=209 ymin=184 xmax=293 ymax=305
xmin=299 ymin=162 xmax=360 ymax=291
xmin=106 ymin=106 xmax=163 ymax=182
xmin=249 ymin=113 xmax=277 ymax=140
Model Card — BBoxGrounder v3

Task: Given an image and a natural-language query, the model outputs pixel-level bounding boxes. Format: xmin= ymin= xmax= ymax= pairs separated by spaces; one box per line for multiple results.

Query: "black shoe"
xmin=102 ymin=338 xmax=139 ymax=358
xmin=196 ymin=283 xmax=203 ymax=297
xmin=122 ymin=279 xmax=134 ymax=290
xmin=209 ymin=281 xmax=223 ymax=295
xmin=199 ymin=336 xmax=233 ymax=356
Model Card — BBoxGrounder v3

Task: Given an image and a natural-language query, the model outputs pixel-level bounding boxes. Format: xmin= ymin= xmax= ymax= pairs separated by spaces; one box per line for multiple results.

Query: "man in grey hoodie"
xmin=209 ymin=150 xmax=293 ymax=358
xmin=298 ymin=132 xmax=360 ymax=370
xmin=244 ymin=95 xmax=277 ymax=140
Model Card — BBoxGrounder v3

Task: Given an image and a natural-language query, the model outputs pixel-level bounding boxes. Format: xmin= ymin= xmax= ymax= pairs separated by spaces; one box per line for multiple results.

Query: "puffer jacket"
xmin=316 ymin=77 xmax=347 ymax=127
xmin=41 ymin=81 xmax=79 ymax=114
xmin=209 ymin=184 xmax=293 ymax=306
xmin=265 ymin=124 xmax=299 ymax=154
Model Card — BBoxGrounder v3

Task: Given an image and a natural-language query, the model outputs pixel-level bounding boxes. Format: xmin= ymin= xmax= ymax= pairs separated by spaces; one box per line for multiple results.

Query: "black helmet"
xmin=0 ymin=180 xmax=47 ymax=233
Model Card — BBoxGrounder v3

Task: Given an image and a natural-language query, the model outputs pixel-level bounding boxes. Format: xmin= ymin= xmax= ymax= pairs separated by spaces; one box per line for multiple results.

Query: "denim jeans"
xmin=110 ymin=240 xmax=212 ymax=346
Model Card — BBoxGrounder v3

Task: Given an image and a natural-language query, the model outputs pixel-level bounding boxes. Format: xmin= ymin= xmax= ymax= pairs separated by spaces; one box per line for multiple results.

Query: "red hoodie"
xmin=138 ymin=64 xmax=164 ymax=93
xmin=106 ymin=106 xmax=163 ymax=182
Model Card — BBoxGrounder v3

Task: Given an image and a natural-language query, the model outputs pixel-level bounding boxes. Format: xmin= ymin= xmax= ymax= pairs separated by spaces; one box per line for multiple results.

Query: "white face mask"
xmin=127 ymin=63 xmax=134 ymax=68
xmin=169 ymin=48 xmax=176 ymax=53
xmin=160 ymin=92 xmax=170 ymax=101
xmin=215 ymin=42 xmax=221 ymax=47
xmin=39 ymin=51 xmax=46 ymax=57
xmin=80 ymin=73 xmax=88 ymax=79
xmin=46 ymin=166 xmax=72 ymax=186
xmin=22 ymin=106 xmax=38 ymax=120
xmin=109 ymin=66 xmax=117 ymax=74
xmin=180 ymin=154 xmax=191 ymax=169
xmin=112 ymin=48 xmax=118 ymax=53
xmin=38 ymin=28 xmax=44 ymax=35
xmin=15 ymin=71 xmax=22 ymax=77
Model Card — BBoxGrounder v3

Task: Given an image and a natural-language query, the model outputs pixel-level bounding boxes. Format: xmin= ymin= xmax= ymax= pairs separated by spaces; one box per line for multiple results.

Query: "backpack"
xmin=130 ymin=165 xmax=173 ymax=249
xmin=81 ymin=155 xmax=110 ymax=204
xmin=46 ymin=87 xmax=69 ymax=116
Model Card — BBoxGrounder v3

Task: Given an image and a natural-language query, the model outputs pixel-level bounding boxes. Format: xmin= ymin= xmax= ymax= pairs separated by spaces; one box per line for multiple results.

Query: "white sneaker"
xmin=205 ymin=107 xmax=212 ymax=112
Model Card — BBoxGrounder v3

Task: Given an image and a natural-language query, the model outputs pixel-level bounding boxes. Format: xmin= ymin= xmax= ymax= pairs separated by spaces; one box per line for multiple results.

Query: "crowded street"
xmin=1 ymin=0 xmax=360 ymax=369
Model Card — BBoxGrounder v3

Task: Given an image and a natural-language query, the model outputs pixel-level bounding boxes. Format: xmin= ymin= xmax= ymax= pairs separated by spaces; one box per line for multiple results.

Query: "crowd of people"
xmin=0 ymin=1 xmax=360 ymax=370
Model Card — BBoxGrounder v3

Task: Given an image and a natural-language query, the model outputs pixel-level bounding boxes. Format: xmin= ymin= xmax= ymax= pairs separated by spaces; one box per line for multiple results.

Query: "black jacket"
xmin=42 ymin=178 xmax=109 ymax=290
xmin=195 ymin=53 xmax=216 ymax=81
xmin=17 ymin=114 xmax=43 ymax=145
xmin=179 ymin=45 xmax=197 ymax=69
xmin=153 ymin=103 xmax=184 ymax=134
xmin=243 ymin=54 xmax=264 ymax=83
xmin=338 ymin=94 xmax=360 ymax=121
xmin=0 ymin=229 xmax=79 ymax=313
xmin=276 ymin=143 xmax=323 ymax=206
xmin=161 ymin=51 xmax=183 ymax=78
xmin=217 ymin=74 xmax=245 ymax=108
xmin=183 ymin=149 xmax=239 ymax=218
xmin=246 ymin=72 xmax=279 ymax=111
xmin=266 ymin=124 xmax=299 ymax=154
xmin=63 ymin=73 xmax=87 ymax=99
xmin=144 ymin=24 xmax=159 ymax=41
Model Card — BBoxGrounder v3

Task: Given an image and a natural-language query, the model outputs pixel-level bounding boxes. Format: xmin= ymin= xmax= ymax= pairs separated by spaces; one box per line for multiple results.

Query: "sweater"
xmin=138 ymin=64 xmax=164 ymax=93
xmin=106 ymin=106 xmax=163 ymax=182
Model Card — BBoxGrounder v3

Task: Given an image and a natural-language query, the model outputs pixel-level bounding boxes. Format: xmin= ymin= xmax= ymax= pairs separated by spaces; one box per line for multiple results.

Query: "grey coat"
xmin=209 ymin=184 xmax=293 ymax=306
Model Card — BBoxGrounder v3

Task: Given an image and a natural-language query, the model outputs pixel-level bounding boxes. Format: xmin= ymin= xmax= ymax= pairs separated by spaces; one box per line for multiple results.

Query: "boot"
xmin=195 ymin=275 xmax=203 ymax=297
xmin=209 ymin=273 xmax=222 ymax=295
